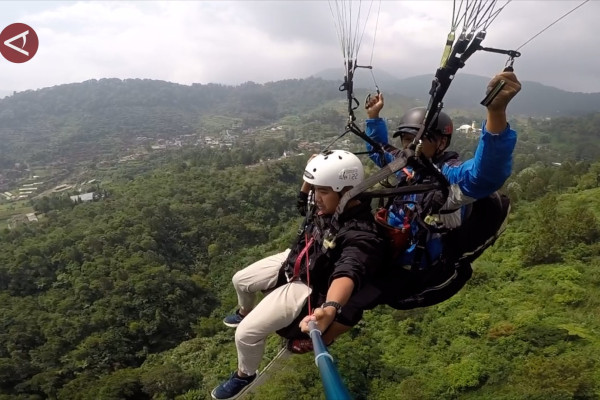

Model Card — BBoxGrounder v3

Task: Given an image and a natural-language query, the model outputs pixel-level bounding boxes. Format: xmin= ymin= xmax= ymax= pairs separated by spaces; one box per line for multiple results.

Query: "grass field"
xmin=0 ymin=201 xmax=34 ymax=227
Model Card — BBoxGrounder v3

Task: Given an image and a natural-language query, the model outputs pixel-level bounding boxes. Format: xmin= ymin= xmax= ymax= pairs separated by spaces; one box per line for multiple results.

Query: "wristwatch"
xmin=321 ymin=301 xmax=342 ymax=314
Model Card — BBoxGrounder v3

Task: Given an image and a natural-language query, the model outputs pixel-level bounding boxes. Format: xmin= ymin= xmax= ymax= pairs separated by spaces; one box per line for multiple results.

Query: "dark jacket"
xmin=275 ymin=201 xmax=384 ymax=338
xmin=280 ymin=201 xmax=383 ymax=303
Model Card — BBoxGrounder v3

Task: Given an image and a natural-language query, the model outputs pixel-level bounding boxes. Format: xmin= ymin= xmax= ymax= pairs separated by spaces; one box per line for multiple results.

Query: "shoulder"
xmin=337 ymin=205 xmax=379 ymax=236
xmin=436 ymin=151 xmax=460 ymax=165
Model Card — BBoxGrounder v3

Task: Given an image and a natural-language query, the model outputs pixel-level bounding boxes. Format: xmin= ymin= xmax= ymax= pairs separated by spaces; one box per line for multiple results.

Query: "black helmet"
xmin=392 ymin=107 xmax=454 ymax=141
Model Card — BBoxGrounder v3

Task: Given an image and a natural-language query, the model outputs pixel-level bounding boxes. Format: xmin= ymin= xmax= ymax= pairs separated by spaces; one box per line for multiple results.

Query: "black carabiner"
xmin=364 ymin=86 xmax=381 ymax=109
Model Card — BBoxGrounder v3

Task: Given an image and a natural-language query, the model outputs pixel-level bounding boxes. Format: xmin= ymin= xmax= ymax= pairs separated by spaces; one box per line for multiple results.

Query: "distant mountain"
xmin=312 ymin=69 xmax=600 ymax=117
xmin=0 ymin=89 xmax=13 ymax=99
xmin=311 ymin=67 xmax=403 ymax=94
xmin=1 ymin=74 xmax=599 ymax=169
xmin=0 ymin=77 xmax=343 ymax=165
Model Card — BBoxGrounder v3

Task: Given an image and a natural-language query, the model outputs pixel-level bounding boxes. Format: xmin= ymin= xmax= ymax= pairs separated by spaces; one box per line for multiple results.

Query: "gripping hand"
xmin=483 ymin=71 xmax=521 ymax=112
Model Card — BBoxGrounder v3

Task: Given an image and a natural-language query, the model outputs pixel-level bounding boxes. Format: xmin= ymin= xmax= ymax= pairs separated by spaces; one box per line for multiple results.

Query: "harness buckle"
xmin=322 ymin=231 xmax=337 ymax=250
xmin=424 ymin=214 xmax=440 ymax=226
xmin=285 ymin=270 xmax=296 ymax=283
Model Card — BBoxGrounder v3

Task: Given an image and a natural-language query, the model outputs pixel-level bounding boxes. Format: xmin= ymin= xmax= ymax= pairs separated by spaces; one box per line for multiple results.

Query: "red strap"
xmin=305 ymin=234 xmax=313 ymax=314
xmin=293 ymin=236 xmax=314 ymax=279
xmin=292 ymin=234 xmax=314 ymax=314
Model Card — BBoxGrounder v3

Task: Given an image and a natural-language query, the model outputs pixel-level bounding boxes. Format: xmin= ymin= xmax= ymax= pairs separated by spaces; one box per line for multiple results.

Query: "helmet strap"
xmin=435 ymin=136 xmax=449 ymax=155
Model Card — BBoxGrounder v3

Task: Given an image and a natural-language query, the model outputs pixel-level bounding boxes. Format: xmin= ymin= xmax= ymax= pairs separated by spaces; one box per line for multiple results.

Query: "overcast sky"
xmin=1 ymin=1 xmax=597 ymax=95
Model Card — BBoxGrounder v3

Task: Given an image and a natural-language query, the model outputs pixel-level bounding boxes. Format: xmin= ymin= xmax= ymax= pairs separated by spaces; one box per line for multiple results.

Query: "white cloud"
xmin=0 ymin=0 xmax=598 ymax=93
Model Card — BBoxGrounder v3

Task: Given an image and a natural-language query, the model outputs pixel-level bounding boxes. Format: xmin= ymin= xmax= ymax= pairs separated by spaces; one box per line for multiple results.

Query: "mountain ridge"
xmin=311 ymin=68 xmax=600 ymax=116
xmin=5 ymin=69 xmax=600 ymax=118
xmin=1 ymin=74 xmax=598 ymax=168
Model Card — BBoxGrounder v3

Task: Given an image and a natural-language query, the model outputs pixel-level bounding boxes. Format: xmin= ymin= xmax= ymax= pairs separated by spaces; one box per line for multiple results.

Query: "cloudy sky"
xmin=1 ymin=1 xmax=597 ymax=95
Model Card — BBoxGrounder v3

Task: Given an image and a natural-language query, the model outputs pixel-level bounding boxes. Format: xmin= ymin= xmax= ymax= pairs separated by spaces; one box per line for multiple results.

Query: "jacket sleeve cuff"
xmin=481 ymin=120 xmax=511 ymax=136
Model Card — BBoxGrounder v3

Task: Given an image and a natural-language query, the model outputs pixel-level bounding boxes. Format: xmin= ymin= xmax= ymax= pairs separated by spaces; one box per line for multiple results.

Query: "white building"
xmin=26 ymin=213 xmax=38 ymax=222
xmin=70 ymin=192 xmax=95 ymax=202
xmin=456 ymin=121 xmax=480 ymax=136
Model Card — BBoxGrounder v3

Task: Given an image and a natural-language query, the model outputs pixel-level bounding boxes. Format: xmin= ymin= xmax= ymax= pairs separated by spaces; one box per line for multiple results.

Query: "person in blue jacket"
xmin=364 ymin=70 xmax=521 ymax=269
xmin=300 ymin=70 xmax=521 ymax=345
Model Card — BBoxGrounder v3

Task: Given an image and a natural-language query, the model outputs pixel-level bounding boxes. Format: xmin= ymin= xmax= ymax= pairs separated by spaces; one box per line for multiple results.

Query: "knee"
xmin=232 ymin=270 xmax=247 ymax=291
xmin=234 ymin=320 xmax=250 ymax=343
xmin=235 ymin=321 xmax=263 ymax=346
xmin=335 ymin=284 xmax=380 ymax=326
xmin=234 ymin=326 xmax=244 ymax=343
xmin=336 ymin=306 xmax=363 ymax=327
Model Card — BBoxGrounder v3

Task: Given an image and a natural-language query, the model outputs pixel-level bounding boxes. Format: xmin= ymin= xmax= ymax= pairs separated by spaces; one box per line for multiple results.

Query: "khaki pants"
xmin=231 ymin=250 xmax=311 ymax=375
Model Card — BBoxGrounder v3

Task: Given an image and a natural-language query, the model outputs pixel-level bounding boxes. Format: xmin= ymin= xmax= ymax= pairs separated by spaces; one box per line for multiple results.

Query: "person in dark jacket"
xmin=212 ymin=150 xmax=384 ymax=400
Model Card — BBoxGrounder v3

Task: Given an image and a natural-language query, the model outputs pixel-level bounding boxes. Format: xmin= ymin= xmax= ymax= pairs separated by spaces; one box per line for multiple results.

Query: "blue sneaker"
xmin=211 ymin=371 xmax=257 ymax=399
xmin=223 ymin=310 xmax=245 ymax=328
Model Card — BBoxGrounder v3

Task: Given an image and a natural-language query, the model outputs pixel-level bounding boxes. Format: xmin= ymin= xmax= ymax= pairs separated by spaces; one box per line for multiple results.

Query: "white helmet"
xmin=303 ymin=150 xmax=364 ymax=192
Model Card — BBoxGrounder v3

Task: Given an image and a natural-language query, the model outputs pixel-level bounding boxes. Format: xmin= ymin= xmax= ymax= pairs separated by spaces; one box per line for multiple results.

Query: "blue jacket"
xmin=364 ymin=117 xmax=517 ymax=267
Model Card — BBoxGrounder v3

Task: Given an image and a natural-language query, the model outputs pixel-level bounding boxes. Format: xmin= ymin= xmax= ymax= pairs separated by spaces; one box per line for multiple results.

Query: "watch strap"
xmin=321 ymin=301 xmax=342 ymax=314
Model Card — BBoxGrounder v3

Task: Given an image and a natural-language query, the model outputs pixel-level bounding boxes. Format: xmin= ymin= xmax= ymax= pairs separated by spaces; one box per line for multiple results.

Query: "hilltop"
xmin=313 ymin=68 xmax=600 ymax=117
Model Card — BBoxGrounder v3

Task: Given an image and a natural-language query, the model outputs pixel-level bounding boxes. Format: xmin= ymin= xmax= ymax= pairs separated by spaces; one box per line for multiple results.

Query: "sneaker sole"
xmin=210 ymin=386 xmax=250 ymax=400
xmin=222 ymin=321 xmax=240 ymax=328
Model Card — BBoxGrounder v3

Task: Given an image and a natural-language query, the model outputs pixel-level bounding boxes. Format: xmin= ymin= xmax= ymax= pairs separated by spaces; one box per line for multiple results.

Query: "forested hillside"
xmin=1 ymin=77 xmax=600 ymax=399
xmin=2 ymin=76 xmax=599 ymax=171
xmin=2 ymin=144 xmax=600 ymax=399
xmin=0 ymin=150 xmax=307 ymax=399
xmin=0 ymin=77 xmax=358 ymax=168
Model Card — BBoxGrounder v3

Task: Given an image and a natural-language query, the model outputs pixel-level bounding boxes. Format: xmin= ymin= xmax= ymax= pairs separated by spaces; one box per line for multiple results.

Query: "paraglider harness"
xmin=318 ymin=144 xmax=510 ymax=310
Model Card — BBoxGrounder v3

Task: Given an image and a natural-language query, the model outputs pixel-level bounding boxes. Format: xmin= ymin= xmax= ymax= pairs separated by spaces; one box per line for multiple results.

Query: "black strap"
xmin=335 ymin=149 xmax=412 ymax=216
xmin=358 ymin=183 xmax=440 ymax=200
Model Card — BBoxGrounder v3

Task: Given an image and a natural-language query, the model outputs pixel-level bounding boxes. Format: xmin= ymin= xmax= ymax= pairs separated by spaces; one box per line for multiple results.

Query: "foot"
xmin=211 ymin=371 xmax=257 ymax=399
xmin=222 ymin=309 xmax=245 ymax=328
xmin=286 ymin=338 xmax=313 ymax=354
xmin=286 ymin=338 xmax=335 ymax=354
